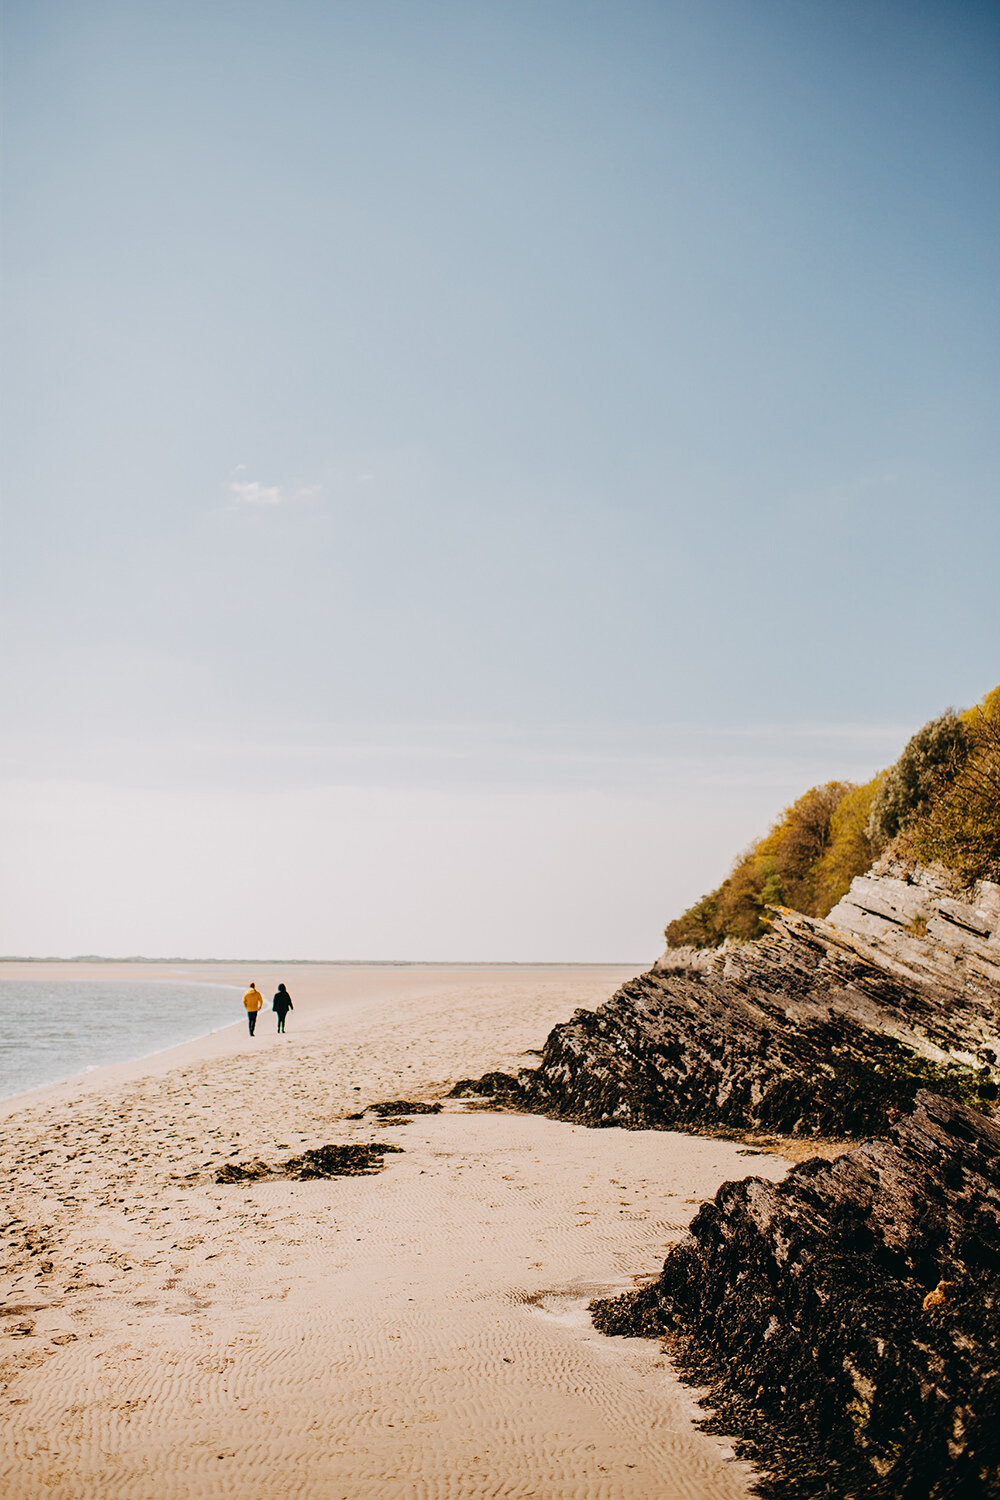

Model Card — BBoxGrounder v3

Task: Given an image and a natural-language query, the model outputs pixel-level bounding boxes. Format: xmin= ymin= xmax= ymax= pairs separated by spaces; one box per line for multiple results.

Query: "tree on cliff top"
xmin=664 ymin=780 xmax=869 ymax=949
xmin=904 ymin=690 xmax=1000 ymax=884
xmin=866 ymin=710 xmax=968 ymax=853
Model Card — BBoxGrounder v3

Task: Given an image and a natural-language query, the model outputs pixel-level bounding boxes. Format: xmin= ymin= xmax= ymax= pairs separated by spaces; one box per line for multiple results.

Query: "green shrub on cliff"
xmin=904 ymin=691 xmax=1000 ymax=884
xmin=866 ymin=710 xmax=968 ymax=853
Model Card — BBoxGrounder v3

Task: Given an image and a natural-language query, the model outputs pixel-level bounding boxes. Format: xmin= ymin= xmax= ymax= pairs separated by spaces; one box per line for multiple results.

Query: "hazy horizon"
xmin=0 ymin=956 xmax=640 ymax=966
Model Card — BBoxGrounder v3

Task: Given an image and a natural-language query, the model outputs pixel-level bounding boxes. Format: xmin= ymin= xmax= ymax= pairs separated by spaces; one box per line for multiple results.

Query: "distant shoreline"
xmin=0 ymin=959 xmax=641 ymax=1121
xmin=0 ymin=955 xmax=643 ymax=967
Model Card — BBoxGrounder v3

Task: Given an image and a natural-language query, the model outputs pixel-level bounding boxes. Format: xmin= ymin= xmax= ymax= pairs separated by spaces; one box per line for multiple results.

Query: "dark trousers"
xmin=248 ymin=1010 xmax=257 ymax=1035
xmin=275 ymin=1010 xmax=288 ymax=1033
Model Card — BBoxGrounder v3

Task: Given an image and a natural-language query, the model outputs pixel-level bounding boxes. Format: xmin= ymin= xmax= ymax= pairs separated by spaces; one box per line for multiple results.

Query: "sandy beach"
xmin=1 ymin=962 xmax=793 ymax=1498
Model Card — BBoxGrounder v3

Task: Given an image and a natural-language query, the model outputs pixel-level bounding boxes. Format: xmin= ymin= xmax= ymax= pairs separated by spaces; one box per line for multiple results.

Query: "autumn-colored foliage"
xmin=664 ymin=685 xmax=1000 ymax=949
xmin=664 ymin=780 xmax=872 ymax=948
xmin=811 ymin=776 xmax=883 ymax=914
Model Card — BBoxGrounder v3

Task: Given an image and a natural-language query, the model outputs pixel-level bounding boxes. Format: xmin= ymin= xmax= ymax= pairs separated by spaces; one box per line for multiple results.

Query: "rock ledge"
xmin=460 ymin=869 xmax=1000 ymax=1139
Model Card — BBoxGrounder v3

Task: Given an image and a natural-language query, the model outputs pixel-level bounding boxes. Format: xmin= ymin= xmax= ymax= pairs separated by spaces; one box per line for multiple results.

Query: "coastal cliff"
xmin=456 ymin=866 xmax=1000 ymax=1139
xmin=455 ymin=691 xmax=1000 ymax=1139
xmin=449 ymin=690 xmax=1000 ymax=1494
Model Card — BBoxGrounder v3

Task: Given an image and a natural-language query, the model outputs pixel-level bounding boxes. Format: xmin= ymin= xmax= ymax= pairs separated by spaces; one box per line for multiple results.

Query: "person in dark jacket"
xmin=272 ymin=983 xmax=293 ymax=1033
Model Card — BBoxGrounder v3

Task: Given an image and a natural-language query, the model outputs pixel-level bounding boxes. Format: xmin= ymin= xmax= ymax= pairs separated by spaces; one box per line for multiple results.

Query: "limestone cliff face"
xmin=824 ymin=864 xmax=1000 ymax=998
xmin=591 ymin=1091 xmax=1000 ymax=1499
xmin=468 ymin=866 xmax=999 ymax=1138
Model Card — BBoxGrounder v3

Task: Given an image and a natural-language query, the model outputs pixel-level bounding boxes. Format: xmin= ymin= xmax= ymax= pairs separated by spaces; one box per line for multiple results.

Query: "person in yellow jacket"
xmin=243 ymin=982 xmax=264 ymax=1037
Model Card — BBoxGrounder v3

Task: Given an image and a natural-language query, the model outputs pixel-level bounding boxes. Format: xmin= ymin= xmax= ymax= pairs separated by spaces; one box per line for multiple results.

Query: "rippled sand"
xmin=1 ymin=962 xmax=791 ymax=1498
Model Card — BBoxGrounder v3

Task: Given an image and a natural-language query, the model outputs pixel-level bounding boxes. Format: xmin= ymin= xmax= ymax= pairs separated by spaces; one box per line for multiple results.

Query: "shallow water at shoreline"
xmin=0 ymin=977 xmax=242 ymax=1099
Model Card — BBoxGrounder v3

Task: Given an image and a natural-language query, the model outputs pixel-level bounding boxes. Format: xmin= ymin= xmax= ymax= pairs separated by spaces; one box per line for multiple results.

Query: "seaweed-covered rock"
xmin=592 ymin=1092 xmax=1000 ymax=1499
xmin=495 ymin=903 xmax=1000 ymax=1137
xmin=448 ymin=1073 xmax=521 ymax=1101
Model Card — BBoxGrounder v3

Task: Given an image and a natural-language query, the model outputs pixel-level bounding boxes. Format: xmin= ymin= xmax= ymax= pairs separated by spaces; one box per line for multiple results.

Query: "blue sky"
xmin=2 ymin=1 xmax=997 ymax=958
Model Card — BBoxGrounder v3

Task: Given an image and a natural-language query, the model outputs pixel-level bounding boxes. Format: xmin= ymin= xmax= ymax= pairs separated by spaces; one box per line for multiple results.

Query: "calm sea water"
xmin=0 ymin=977 xmax=243 ymax=1101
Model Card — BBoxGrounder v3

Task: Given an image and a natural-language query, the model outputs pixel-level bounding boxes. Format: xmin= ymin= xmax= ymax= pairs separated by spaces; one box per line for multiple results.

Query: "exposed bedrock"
xmin=591 ymin=1092 xmax=1000 ymax=1499
xmin=823 ymin=866 xmax=1000 ymax=995
xmin=455 ymin=872 xmax=1000 ymax=1138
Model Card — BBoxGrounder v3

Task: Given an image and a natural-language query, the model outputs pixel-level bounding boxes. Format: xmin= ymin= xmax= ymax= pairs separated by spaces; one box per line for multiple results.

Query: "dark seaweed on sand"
xmin=373 ymin=1100 xmax=443 ymax=1116
xmin=282 ymin=1142 xmax=403 ymax=1177
xmin=215 ymin=1158 xmax=271 ymax=1184
xmin=346 ymin=1100 xmax=444 ymax=1120
xmin=215 ymin=1142 xmax=402 ymax=1184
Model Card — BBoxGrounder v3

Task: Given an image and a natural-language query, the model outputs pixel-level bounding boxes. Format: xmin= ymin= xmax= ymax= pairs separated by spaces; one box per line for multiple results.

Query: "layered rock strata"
xmin=591 ymin=1091 xmax=1000 ymax=1499
xmin=824 ymin=865 xmax=1000 ymax=997
xmin=453 ymin=869 xmax=1000 ymax=1138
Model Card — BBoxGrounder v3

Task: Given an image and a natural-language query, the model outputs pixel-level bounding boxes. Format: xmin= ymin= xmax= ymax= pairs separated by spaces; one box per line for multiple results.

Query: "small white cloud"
xmin=229 ymin=478 xmax=283 ymax=506
xmin=224 ymin=469 xmax=323 ymax=508
xmin=357 ymin=472 xmax=374 ymax=483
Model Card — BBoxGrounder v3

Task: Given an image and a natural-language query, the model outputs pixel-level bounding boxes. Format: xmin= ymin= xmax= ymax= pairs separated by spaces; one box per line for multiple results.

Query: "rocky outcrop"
xmin=824 ymin=865 xmax=1000 ymax=999
xmin=446 ymin=866 xmax=1000 ymax=1494
xmin=590 ymin=1091 xmax=1000 ymax=1499
xmin=454 ymin=869 xmax=1000 ymax=1139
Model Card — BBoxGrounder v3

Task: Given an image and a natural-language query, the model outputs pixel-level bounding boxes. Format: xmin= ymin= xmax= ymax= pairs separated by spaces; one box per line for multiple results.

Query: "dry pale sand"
xmin=1 ymin=962 xmax=793 ymax=1499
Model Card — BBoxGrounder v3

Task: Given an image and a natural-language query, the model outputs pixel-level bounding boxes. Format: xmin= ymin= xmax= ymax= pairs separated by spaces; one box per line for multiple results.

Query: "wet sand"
xmin=1 ymin=962 xmax=792 ymax=1498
